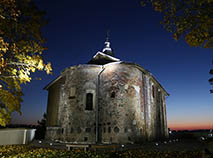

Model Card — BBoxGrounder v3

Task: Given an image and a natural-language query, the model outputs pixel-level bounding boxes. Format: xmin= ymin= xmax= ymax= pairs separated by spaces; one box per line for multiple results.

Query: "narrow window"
xmin=108 ymin=127 xmax=111 ymax=133
xmin=152 ymin=85 xmax=155 ymax=98
xmin=70 ymin=128 xmax=74 ymax=133
xmin=114 ymin=127 xmax=119 ymax=133
xmin=77 ymin=127 xmax=81 ymax=133
xmin=84 ymin=137 xmax=88 ymax=141
xmin=86 ymin=93 xmax=93 ymax=110
xmin=111 ymin=92 xmax=115 ymax=98
xmin=124 ymin=127 xmax=128 ymax=133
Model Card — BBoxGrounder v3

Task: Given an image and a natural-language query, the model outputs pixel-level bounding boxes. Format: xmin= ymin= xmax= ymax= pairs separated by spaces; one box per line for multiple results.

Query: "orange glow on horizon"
xmin=168 ymin=123 xmax=213 ymax=131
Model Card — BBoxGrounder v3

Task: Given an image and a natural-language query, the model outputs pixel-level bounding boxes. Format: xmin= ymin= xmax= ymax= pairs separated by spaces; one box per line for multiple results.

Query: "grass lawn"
xmin=0 ymin=144 xmax=204 ymax=158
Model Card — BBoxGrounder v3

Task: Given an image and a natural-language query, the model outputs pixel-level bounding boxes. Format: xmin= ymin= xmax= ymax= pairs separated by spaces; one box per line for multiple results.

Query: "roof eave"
xmin=43 ymin=75 xmax=62 ymax=90
xmin=120 ymin=62 xmax=169 ymax=96
xmin=93 ymin=51 xmax=120 ymax=62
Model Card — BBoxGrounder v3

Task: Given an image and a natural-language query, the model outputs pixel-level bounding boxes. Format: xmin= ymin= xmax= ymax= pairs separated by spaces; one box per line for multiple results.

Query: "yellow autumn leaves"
xmin=0 ymin=145 xmax=106 ymax=158
xmin=0 ymin=37 xmax=9 ymax=54
xmin=0 ymin=145 xmax=203 ymax=158
xmin=7 ymin=54 xmax=52 ymax=84
xmin=142 ymin=0 xmax=213 ymax=49
xmin=0 ymin=0 xmax=52 ymax=126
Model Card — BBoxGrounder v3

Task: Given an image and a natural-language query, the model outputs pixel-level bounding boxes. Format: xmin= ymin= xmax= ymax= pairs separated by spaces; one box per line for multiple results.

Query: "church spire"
xmin=102 ymin=30 xmax=114 ymax=57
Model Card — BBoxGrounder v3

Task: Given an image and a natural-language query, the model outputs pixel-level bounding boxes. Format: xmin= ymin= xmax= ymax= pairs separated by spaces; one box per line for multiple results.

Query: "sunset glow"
xmin=168 ymin=123 xmax=213 ymax=131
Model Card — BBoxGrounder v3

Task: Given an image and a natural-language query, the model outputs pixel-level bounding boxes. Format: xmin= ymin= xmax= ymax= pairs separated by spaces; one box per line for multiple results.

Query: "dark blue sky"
xmin=12 ymin=0 xmax=213 ymax=130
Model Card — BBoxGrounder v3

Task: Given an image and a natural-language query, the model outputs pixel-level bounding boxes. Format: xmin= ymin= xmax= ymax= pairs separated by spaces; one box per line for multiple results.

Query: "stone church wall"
xmin=57 ymin=65 xmax=102 ymax=143
xmin=45 ymin=63 xmax=168 ymax=143
xmin=99 ymin=63 xmax=146 ymax=143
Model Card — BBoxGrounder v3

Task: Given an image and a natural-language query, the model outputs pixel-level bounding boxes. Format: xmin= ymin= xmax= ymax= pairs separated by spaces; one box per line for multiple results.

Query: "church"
xmin=44 ymin=36 xmax=169 ymax=144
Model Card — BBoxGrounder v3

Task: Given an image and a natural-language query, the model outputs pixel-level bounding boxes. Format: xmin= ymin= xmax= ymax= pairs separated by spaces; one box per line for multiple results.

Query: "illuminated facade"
xmin=44 ymin=38 xmax=169 ymax=144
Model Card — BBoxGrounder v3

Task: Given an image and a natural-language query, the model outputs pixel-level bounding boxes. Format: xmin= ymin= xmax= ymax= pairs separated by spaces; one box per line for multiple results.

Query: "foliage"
xmin=141 ymin=0 xmax=213 ymax=48
xmin=0 ymin=145 xmax=204 ymax=158
xmin=35 ymin=113 xmax=46 ymax=139
xmin=0 ymin=0 xmax=51 ymax=126
xmin=0 ymin=145 xmax=109 ymax=158
xmin=37 ymin=113 xmax=46 ymax=127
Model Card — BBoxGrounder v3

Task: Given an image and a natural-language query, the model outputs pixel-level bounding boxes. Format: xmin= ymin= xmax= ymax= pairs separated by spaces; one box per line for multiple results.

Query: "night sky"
xmin=12 ymin=0 xmax=213 ymax=130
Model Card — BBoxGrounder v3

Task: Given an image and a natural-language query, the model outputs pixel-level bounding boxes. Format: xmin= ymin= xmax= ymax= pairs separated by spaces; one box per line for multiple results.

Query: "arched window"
xmin=152 ymin=85 xmax=155 ymax=98
xmin=111 ymin=92 xmax=115 ymax=98
xmin=86 ymin=93 xmax=93 ymax=110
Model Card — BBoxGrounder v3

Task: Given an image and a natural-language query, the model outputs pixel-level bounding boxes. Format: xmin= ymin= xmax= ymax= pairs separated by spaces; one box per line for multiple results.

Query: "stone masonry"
xmin=45 ymin=62 xmax=169 ymax=144
xmin=44 ymin=39 xmax=169 ymax=144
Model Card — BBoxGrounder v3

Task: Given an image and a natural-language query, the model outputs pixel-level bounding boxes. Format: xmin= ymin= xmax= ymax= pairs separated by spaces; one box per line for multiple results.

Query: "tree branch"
xmin=0 ymin=75 xmax=18 ymax=78
xmin=7 ymin=62 xmax=34 ymax=67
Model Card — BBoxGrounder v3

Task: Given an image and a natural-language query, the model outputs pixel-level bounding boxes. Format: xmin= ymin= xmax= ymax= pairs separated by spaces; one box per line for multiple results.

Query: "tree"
xmin=141 ymin=0 xmax=213 ymax=48
xmin=35 ymin=113 xmax=46 ymax=139
xmin=37 ymin=113 xmax=46 ymax=127
xmin=0 ymin=0 xmax=52 ymax=126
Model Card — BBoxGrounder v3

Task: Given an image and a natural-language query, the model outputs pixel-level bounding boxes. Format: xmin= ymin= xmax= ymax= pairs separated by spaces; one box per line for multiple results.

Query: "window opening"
xmin=111 ymin=92 xmax=115 ymax=98
xmin=77 ymin=127 xmax=81 ymax=133
xmin=84 ymin=137 xmax=88 ymax=141
xmin=152 ymin=85 xmax=155 ymax=98
xmin=70 ymin=128 xmax=74 ymax=133
xmin=124 ymin=127 xmax=128 ymax=133
xmin=86 ymin=93 xmax=93 ymax=110
xmin=114 ymin=127 xmax=119 ymax=133
xmin=108 ymin=127 xmax=111 ymax=133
